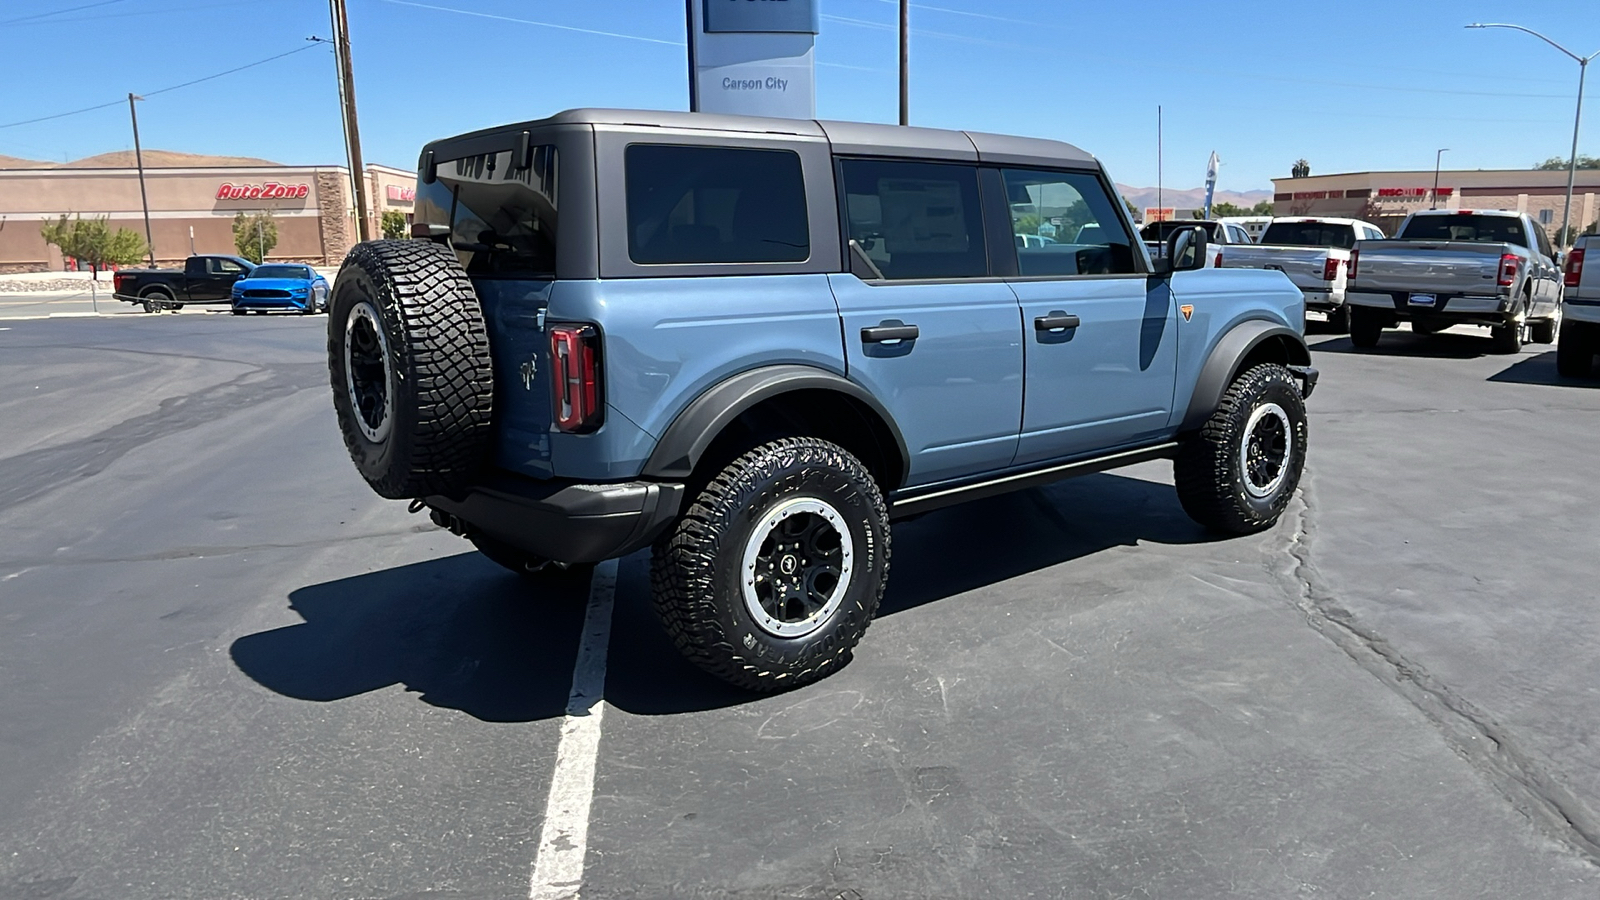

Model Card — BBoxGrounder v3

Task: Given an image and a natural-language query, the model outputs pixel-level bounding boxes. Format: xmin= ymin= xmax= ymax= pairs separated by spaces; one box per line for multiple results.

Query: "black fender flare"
xmin=1179 ymin=320 xmax=1312 ymax=431
xmin=640 ymin=364 xmax=910 ymax=485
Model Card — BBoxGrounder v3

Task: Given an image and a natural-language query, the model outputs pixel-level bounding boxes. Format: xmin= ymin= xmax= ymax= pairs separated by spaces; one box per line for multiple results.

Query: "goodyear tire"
xmin=650 ymin=437 xmax=890 ymax=692
xmin=1174 ymin=363 xmax=1308 ymax=535
xmin=328 ymin=240 xmax=493 ymax=499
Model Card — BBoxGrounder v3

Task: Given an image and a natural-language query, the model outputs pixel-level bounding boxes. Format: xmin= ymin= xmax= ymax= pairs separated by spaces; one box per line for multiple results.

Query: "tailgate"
xmin=1353 ymin=241 xmax=1504 ymax=294
xmin=474 ymin=278 xmax=556 ymax=479
xmin=1220 ymin=246 xmax=1330 ymax=289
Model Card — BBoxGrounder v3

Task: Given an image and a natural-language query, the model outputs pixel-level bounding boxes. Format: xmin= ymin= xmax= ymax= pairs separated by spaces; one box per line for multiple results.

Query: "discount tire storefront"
xmin=0 ymin=157 xmax=416 ymax=273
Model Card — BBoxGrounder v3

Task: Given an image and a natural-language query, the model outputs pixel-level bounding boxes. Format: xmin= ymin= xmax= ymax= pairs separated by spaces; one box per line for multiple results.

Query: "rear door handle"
xmin=1034 ymin=313 xmax=1081 ymax=332
xmin=861 ymin=324 xmax=920 ymax=343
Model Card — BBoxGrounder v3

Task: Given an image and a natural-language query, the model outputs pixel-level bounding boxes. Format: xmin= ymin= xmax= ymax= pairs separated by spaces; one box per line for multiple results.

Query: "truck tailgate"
xmin=1353 ymin=241 xmax=1505 ymax=294
xmin=1219 ymin=245 xmax=1333 ymax=290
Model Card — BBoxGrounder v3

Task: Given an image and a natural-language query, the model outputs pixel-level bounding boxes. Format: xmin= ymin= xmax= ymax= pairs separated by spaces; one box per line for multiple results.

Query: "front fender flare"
xmin=640 ymin=364 xmax=910 ymax=484
xmin=1180 ymin=321 xmax=1311 ymax=431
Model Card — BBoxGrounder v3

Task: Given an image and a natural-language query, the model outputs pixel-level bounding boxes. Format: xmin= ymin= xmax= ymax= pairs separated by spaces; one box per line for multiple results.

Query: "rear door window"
xmin=625 ymin=145 xmax=808 ymax=265
xmin=839 ymin=158 xmax=988 ymax=280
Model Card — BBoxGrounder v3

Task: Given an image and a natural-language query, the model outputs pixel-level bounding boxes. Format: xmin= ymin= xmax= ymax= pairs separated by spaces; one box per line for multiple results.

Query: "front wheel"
xmin=1175 ymin=364 xmax=1308 ymax=535
xmin=650 ymin=437 xmax=891 ymax=692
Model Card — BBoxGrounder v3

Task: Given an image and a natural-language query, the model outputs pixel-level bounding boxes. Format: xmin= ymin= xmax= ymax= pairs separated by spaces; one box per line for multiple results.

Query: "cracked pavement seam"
xmin=1273 ymin=469 xmax=1600 ymax=866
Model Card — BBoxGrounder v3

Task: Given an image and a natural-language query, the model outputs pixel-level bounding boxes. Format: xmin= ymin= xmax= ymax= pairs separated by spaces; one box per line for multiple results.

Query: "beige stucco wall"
xmin=1271 ymin=168 xmax=1600 ymax=239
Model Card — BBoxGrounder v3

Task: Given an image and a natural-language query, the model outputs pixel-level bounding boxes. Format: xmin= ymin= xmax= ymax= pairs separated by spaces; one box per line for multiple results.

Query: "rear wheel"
xmin=1557 ymin=321 xmax=1596 ymax=378
xmin=141 ymin=290 xmax=172 ymax=313
xmin=1175 ymin=364 xmax=1308 ymax=535
xmin=1349 ymin=306 xmax=1384 ymax=348
xmin=651 ymin=437 xmax=890 ymax=692
xmin=1490 ymin=297 xmax=1527 ymax=354
xmin=1529 ymin=305 xmax=1559 ymax=345
xmin=1325 ymin=304 xmax=1351 ymax=334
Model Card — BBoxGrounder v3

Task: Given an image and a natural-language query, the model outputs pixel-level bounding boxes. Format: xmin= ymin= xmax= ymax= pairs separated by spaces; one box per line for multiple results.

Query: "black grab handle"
xmin=1034 ymin=313 xmax=1081 ymax=331
xmin=861 ymin=324 xmax=920 ymax=343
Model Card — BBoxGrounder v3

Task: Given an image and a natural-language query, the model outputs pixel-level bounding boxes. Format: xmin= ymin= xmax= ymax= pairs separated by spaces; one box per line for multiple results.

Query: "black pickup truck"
xmin=113 ymin=255 xmax=256 ymax=312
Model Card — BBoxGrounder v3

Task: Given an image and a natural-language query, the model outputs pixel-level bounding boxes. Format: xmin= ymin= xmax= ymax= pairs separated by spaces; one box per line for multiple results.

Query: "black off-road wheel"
xmin=1557 ymin=321 xmax=1596 ymax=378
xmin=650 ymin=437 xmax=891 ymax=692
xmin=1175 ymin=363 xmax=1308 ymax=535
xmin=328 ymin=240 xmax=493 ymax=499
xmin=1349 ymin=306 xmax=1384 ymax=348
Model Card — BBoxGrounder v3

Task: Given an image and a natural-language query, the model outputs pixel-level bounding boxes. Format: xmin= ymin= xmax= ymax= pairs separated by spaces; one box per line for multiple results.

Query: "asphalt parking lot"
xmin=2 ymin=315 xmax=1598 ymax=899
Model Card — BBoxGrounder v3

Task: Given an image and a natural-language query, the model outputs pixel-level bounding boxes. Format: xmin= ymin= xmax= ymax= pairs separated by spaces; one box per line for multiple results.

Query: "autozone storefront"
xmin=1271 ymin=168 xmax=1600 ymax=239
xmin=0 ymin=162 xmax=416 ymax=273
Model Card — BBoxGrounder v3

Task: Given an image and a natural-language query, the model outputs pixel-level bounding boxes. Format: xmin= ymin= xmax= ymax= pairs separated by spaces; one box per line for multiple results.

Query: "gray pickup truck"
xmin=1218 ymin=217 xmax=1387 ymax=332
xmin=1345 ymin=209 xmax=1563 ymax=352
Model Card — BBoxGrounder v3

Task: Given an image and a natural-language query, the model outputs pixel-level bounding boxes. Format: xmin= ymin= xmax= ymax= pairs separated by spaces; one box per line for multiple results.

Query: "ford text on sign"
xmin=703 ymin=0 xmax=817 ymax=34
xmin=216 ymin=182 xmax=310 ymax=200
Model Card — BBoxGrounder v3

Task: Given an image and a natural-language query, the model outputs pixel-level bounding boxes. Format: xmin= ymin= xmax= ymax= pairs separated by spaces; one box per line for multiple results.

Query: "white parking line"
xmin=529 ymin=558 xmax=618 ymax=900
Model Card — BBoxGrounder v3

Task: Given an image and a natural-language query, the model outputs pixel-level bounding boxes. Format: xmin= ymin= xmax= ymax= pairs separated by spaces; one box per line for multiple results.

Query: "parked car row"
xmin=112 ymin=255 xmax=328 ymax=315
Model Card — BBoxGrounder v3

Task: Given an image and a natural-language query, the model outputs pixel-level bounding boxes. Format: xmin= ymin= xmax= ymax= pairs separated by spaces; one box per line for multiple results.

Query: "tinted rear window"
xmin=1261 ymin=222 xmax=1357 ymax=250
xmin=414 ymin=145 xmax=559 ymax=277
xmin=1140 ymin=221 xmax=1220 ymax=242
xmin=1400 ymin=214 xmax=1526 ymax=245
xmin=625 ymin=145 xmax=808 ymax=265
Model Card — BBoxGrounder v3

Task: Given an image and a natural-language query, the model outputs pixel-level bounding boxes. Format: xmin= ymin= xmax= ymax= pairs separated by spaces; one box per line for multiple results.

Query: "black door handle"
xmin=1035 ymin=313 xmax=1081 ymax=331
xmin=862 ymin=324 xmax=920 ymax=343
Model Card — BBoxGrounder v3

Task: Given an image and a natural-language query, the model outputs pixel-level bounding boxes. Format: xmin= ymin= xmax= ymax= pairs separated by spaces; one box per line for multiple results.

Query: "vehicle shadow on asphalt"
xmin=232 ymin=474 xmax=1214 ymax=721
xmin=1487 ymin=350 xmax=1600 ymax=388
xmin=1310 ymin=331 xmax=1499 ymax=359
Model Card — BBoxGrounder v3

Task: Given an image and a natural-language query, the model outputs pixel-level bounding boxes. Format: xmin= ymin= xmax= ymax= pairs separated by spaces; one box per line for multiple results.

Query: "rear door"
xmin=998 ymin=167 xmax=1178 ymax=464
xmin=829 ymin=157 xmax=1023 ymax=487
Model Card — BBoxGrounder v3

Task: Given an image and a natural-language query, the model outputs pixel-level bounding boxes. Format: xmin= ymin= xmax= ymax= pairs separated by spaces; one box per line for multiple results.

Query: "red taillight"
xmin=114 ymin=272 xmax=130 ymax=291
xmin=1498 ymin=253 xmax=1518 ymax=288
xmin=549 ymin=324 xmax=603 ymax=434
xmin=1322 ymin=256 xmax=1342 ymax=281
xmin=1348 ymin=249 xmax=1359 ymax=278
xmin=1214 ymin=251 xmax=1223 ymax=268
xmin=1566 ymin=248 xmax=1586 ymax=288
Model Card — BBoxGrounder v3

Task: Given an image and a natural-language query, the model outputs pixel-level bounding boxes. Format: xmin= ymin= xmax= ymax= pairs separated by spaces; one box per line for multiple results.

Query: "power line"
xmin=6 ymin=0 xmax=259 ymax=28
xmin=0 ymin=0 xmax=125 ymax=27
xmin=0 ymin=43 xmax=327 ymax=130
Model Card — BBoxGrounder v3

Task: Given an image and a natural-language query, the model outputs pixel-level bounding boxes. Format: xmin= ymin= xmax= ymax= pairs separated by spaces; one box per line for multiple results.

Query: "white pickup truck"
xmin=1140 ymin=219 xmax=1252 ymax=268
xmin=1345 ymin=209 xmax=1564 ymax=353
xmin=1559 ymin=234 xmax=1598 ymax=377
xmin=1218 ymin=217 xmax=1386 ymax=332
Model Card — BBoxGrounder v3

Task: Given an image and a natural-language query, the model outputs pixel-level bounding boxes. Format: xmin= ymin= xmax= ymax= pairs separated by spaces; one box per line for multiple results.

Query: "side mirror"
xmin=1168 ymin=226 xmax=1208 ymax=272
xmin=1552 ymin=250 xmax=1564 ymax=269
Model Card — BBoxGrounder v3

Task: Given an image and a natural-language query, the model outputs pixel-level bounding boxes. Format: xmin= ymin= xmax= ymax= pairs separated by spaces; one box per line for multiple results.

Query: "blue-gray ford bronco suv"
xmin=327 ymin=109 xmax=1317 ymax=692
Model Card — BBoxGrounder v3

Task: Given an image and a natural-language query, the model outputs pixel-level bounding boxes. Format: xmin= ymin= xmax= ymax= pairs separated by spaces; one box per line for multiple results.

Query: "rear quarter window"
xmin=625 ymin=144 xmax=809 ymax=265
xmin=415 ymin=145 xmax=559 ymax=277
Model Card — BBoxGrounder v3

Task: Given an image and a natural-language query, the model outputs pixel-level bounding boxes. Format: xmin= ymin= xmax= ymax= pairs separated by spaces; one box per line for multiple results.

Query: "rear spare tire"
xmin=328 ymin=240 xmax=494 ymax=499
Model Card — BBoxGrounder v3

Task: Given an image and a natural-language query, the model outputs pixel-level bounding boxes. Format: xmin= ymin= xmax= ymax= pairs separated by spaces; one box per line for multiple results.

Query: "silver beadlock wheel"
xmin=344 ymin=300 xmax=393 ymax=444
xmin=740 ymin=497 xmax=854 ymax=639
xmin=1240 ymin=401 xmax=1292 ymax=499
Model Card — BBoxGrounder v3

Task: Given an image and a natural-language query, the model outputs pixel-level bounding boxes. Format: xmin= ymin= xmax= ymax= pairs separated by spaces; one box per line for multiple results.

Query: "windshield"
xmin=1261 ymin=222 xmax=1357 ymax=250
xmin=250 ymin=265 xmax=312 ymax=279
xmin=1140 ymin=221 xmax=1220 ymax=242
xmin=1400 ymin=214 xmax=1527 ymax=246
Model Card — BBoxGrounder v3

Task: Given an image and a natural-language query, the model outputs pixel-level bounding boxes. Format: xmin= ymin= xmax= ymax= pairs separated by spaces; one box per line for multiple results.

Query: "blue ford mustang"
xmin=230 ymin=264 xmax=330 ymax=315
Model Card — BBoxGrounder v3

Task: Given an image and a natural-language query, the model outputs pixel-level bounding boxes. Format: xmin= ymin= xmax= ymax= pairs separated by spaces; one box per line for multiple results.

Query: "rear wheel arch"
xmin=1181 ymin=321 xmax=1311 ymax=432
xmin=640 ymin=366 xmax=908 ymax=492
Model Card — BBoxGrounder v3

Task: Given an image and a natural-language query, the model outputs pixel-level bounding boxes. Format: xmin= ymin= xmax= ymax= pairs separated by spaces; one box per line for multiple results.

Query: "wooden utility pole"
xmin=898 ymin=0 xmax=909 ymax=125
xmin=330 ymin=0 xmax=370 ymax=242
xmin=128 ymin=93 xmax=156 ymax=267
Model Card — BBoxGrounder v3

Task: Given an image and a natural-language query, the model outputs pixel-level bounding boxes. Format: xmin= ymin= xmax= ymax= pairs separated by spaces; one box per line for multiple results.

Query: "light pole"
xmin=127 ymin=93 xmax=155 ymax=267
xmin=1467 ymin=23 xmax=1598 ymax=247
xmin=898 ymin=0 xmax=909 ymax=126
xmin=1432 ymin=148 xmax=1448 ymax=209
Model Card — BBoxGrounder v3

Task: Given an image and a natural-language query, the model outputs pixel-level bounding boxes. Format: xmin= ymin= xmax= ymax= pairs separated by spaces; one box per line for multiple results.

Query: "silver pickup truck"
xmin=1346 ymin=209 xmax=1564 ymax=353
xmin=1559 ymin=234 xmax=1598 ymax=377
xmin=1218 ymin=217 xmax=1386 ymax=332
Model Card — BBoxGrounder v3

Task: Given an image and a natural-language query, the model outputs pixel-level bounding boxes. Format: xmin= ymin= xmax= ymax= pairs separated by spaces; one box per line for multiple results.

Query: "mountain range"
xmin=1115 ymin=183 xmax=1273 ymax=213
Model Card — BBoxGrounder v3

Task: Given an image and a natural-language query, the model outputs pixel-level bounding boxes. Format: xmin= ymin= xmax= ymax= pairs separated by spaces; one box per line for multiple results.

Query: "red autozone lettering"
xmin=215 ymin=182 xmax=311 ymax=200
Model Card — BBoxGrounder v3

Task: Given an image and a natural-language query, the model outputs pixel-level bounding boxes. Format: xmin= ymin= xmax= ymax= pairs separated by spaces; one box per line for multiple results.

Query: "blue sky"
xmin=1 ymin=0 xmax=1596 ymax=192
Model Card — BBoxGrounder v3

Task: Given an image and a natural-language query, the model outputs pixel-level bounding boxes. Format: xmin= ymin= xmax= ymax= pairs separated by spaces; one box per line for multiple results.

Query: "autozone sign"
xmin=215 ymin=182 xmax=310 ymax=200
xmin=386 ymin=184 xmax=415 ymax=202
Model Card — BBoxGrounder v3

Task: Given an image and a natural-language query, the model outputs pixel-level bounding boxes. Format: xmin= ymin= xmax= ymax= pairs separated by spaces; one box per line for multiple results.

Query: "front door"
xmin=830 ymin=158 xmax=1023 ymax=487
xmin=999 ymin=167 xmax=1178 ymax=465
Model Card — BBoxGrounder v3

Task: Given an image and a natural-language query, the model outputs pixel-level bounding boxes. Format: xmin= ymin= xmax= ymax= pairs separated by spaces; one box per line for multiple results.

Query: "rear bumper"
xmin=1565 ymin=298 xmax=1600 ymax=326
xmin=425 ymin=472 xmax=684 ymax=564
xmin=1347 ymin=290 xmax=1519 ymax=325
xmin=1301 ymin=288 xmax=1341 ymax=311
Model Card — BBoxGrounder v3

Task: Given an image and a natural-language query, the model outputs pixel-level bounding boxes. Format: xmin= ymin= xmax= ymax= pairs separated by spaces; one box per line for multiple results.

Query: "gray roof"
xmin=433 ymin=108 xmax=1098 ymax=168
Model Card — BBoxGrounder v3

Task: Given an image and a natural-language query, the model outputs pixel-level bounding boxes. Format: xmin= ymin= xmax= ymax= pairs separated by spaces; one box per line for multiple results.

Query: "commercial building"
xmin=1272 ymin=168 xmax=1600 ymax=239
xmin=0 ymin=154 xmax=416 ymax=273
